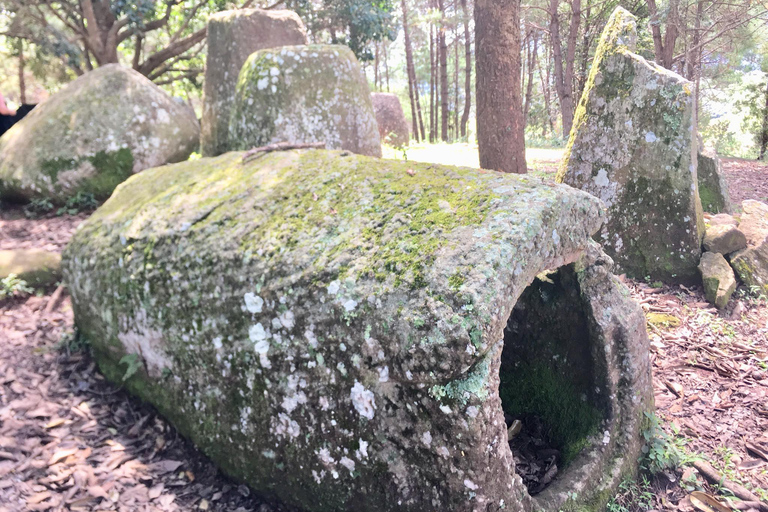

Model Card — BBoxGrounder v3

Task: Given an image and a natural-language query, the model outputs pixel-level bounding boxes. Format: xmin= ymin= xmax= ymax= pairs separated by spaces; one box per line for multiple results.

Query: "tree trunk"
xmin=439 ymin=0 xmax=449 ymax=142
xmin=759 ymin=76 xmax=768 ymax=160
xmin=384 ymin=43 xmax=390 ymax=92
xmin=454 ymin=7 xmax=460 ymax=141
xmin=647 ymin=0 xmax=679 ymax=69
xmin=523 ymin=31 xmax=537 ymax=122
xmin=430 ymin=24 xmax=436 ymax=142
xmin=403 ymin=0 xmax=421 ymax=141
xmin=475 ymin=0 xmax=527 ymax=173
xmin=374 ymin=43 xmax=380 ymax=90
xmin=17 ymin=41 xmax=26 ymax=104
xmin=549 ymin=0 xmax=581 ymax=139
xmin=539 ymin=40 xmax=555 ymax=136
xmin=460 ymin=0 xmax=472 ymax=138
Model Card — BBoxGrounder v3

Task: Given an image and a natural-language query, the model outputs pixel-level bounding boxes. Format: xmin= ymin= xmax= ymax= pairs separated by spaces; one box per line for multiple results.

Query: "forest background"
xmin=1 ymin=0 xmax=768 ymax=160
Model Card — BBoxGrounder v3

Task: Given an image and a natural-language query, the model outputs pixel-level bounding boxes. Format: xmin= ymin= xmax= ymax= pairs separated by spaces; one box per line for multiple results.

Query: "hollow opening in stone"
xmin=499 ymin=264 xmax=609 ymax=496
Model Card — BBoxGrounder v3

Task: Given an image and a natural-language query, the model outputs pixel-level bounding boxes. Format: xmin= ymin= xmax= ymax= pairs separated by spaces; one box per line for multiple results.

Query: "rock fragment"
xmin=699 ymin=252 xmax=737 ymax=308
xmin=729 ymin=200 xmax=768 ymax=294
xmin=697 ymin=150 xmax=732 ymax=213
xmin=702 ymin=224 xmax=746 ymax=255
xmin=371 ymin=93 xmax=409 ymax=147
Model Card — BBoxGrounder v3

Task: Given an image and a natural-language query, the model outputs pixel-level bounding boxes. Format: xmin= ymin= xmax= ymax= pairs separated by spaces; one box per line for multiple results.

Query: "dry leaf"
xmin=148 ymin=483 xmax=164 ymax=499
xmin=27 ymin=491 xmax=52 ymax=504
xmin=48 ymin=447 xmax=78 ymax=466
xmin=689 ymin=491 xmax=732 ymax=512
xmin=745 ymin=442 xmax=768 ymax=462
xmin=199 ymin=498 xmax=210 ymax=510
xmin=44 ymin=418 xmax=66 ymax=429
xmin=149 ymin=459 xmax=183 ymax=474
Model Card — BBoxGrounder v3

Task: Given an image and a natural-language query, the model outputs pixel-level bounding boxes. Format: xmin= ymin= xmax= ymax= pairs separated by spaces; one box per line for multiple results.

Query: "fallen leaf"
xmin=745 ymin=442 xmax=768 ymax=462
xmin=199 ymin=498 xmax=209 ymax=510
xmin=148 ymin=483 xmax=164 ymax=499
xmin=48 ymin=447 xmax=78 ymax=466
xmin=689 ymin=491 xmax=732 ymax=512
xmin=149 ymin=459 xmax=183 ymax=474
xmin=27 ymin=491 xmax=52 ymax=505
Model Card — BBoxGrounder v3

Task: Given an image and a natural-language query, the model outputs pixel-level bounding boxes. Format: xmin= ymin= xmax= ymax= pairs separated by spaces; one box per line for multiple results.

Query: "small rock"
xmin=697 ymin=150 xmax=732 ymax=213
xmin=699 ymin=252 xmax=737 ymax=309
xmin=702 ymin=224 xmax=746 ymax=254
xmin=371 ymin=93 xmax=409 ymax=147
xmin=705 ymin=212 xmax=738 ymax=227
xmin=0 ymin=249 xmax=61 ymax=287
xmin=729 ymin=200 xmax=768 ymax=294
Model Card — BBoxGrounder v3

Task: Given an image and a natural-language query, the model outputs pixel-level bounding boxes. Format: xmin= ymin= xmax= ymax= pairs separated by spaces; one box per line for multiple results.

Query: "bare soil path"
xmin=0 ymin=156 xmax=767 ymax=512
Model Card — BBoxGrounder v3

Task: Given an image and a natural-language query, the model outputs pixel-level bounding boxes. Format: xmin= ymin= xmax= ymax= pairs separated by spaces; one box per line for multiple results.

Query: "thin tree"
xmin=475 ymin=0 xmax=527 ymax=173
xmin=439 ymin=0 xmax=449 ymax=141
xmin=402 ymin=0 xmax=425 ymax=141
xmin=460 ymin=0 xmax=472 ymax=138
xmin=549 ymin=0 xmax=581 ymax=139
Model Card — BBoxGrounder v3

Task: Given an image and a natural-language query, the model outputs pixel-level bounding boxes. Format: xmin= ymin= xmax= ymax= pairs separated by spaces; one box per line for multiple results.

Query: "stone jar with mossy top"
xmin=63 ymin=149 xmax=653 ymax=512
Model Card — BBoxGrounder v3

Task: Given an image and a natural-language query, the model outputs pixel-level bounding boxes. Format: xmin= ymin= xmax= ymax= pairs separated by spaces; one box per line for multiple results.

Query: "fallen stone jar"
xmin=62 ymin=149 xmax=653 ymax=512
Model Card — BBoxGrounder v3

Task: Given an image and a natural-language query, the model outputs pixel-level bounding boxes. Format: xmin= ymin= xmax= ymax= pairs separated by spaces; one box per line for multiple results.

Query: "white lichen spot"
xmin=327 ymin=280 xmax=341 ymax=295
xmin=343 ymin=299 xmax=357 ymax=312
xmin=466 ymin=406 xmax=479 ymax=418
xmin=421 ymin=431 xmax=432 ymax=447
xmin=279 ymin=310 xmax=295 ymax=330
xmin=645 ymin=131 xmax=657 ymax=143
xmin=552 ymin=229 xmax=560 ymax=245
xmin=350 ymin=381 xmax=376 ymax=419
xmin=378 ymin=366 xmax=389 ymax=382
xmin=594 ymin=168 xmax=610 ymax=187
xmin=464 ymin=479 xmax=478 ymax=490
xmin=439 ymin=405 xmax=452 ymax=414
xmin=244 ymin=292 xmax=264 ymax=313
xmin=304 ymin=328 xmax=318 ymax=348
xmin=355 ymin=439 xmax=369 ymax=459
xmin=249 ymin=323 xmax=268 ymax=344
xmin=339 ymin=456 xmax=355 ymax=473
xmin=257 ymin=77 xmax=269 ymax=90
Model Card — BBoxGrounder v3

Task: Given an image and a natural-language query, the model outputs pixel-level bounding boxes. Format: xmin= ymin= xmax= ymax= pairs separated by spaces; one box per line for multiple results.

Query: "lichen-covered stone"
xmin=705 ymin=212 xmax=738 ymax=227
xmin=729 ymin=200 xmax=768 ymax=294
xmin=697 ymin=150 xmax=732 ymax=213
xmin=200 ymin=9 xmax=308 ymax=157
xmin=0 ymin=249 xmax=61 ymax=287
xmin=699 ymin=252 xmax=736 ymax=309
xmin=557 ymin=7 xmax=703 ymax=284
xmin=63 ymin=149 xmax=651 ymax=512
xmin=228 ymin=45 xmax=381 ymax=157
xmin=702 ymin=223 xmax=746 ymax=255
xmin=371 ymin=93 xmax=409 ymax=147
xmin=0 ymin=65 xmax=199 ymax=204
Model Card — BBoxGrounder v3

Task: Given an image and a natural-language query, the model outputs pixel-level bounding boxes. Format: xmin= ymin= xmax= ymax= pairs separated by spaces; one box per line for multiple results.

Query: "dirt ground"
xmin=1 ymin=157 xmax=767 ymax=512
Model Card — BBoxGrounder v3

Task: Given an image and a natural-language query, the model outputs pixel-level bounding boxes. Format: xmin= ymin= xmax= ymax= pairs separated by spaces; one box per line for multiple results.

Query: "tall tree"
xmin=459 ymin=0 xmax=471 ymax=138
xmin=438 ymin=0 xmax=449 ymax=141
xmin=475 ymin=0 xmax=527 ymax=173
xmin=549 ymin=0 xmax=581 ymax=139
xmin=402 ymin=0 xmax=425 ymax=141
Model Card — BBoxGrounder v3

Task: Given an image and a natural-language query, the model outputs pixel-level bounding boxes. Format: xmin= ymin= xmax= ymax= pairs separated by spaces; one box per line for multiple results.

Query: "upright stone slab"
xmin=228 ymin=45 xmax=382 ymax=157
xmin=371 ymin=93 xmax=409 ymax=147
xmin=557 ymin=7 xmax=703 ymax=284
xmin=200 ymin=9 xmax=308 ymax=157
xmin=63 ymin=149 xmax=652 ymax=512
xmin=697 ymin=150 xmax=732 ymax=213
xmin=0 ymin=65 xmax=200 ymax=204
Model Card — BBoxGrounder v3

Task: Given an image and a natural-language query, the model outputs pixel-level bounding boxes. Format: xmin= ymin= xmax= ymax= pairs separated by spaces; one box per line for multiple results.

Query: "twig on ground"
xmin=241 ymin=142 xmax=326 ymax=163
xmin=693 ymin=460 xmax=768 ymax=511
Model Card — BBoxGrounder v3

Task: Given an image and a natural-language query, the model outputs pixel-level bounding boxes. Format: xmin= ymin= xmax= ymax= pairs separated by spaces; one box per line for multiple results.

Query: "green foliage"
xmin=56 ymin=192 xmax=99 ymax=215
xmin=606 ymin=476 xmax=655 ymax=512
xmin=285 ymin=0 xmax=397 ymax=61
xmin=119 ymin=353 xmax=143 ymax=382
xmin=57 ymin=330 xmax=90 ymax=354
xmin=23 ymin=197 xmax=55 ymax=218
xmin=0 ymin=273 xmax=34 ymax=300
xmin=640 ymin=412 xmax=692 ymax=474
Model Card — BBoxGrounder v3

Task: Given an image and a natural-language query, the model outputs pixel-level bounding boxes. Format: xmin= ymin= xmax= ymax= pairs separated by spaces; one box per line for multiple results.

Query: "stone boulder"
xmin=0 ymin=249 xmax=61 ymax=287
xmin=702 ymin=223 xmax=746 ymax=255
xmin=228 ymin=45 xmax=381 ymax=157
xmin=63 ymin=149 xmax=652 ymax=512
xmin=200 ymin=9 xmax=308 ymax=157
xmin=705 ymin=212 xmax=738 ymax=227
xmin=371 ymin=93 xmax=409 ymax=147
xmin=729 ymin=200 xmax=768 ymax=294
xmin=556 ymin=7 xmax=703 ymax=284
xmin=697 ymin=150 xmax=732 ymax=213
xmin=0 ymin=65 xmax=199 ymax=204
xmin=699 ymin=252 xmax=736 ymax=309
